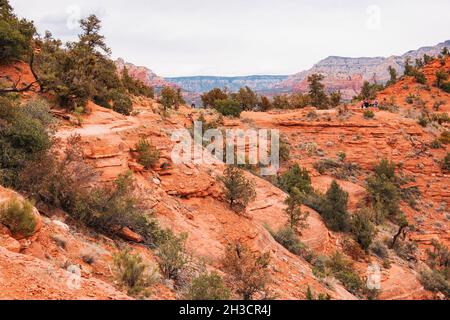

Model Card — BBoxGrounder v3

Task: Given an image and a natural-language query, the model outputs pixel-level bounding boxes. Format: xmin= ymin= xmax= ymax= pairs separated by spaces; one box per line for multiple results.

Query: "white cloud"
xmin=9 ymin=0 xmax=450 ymax=76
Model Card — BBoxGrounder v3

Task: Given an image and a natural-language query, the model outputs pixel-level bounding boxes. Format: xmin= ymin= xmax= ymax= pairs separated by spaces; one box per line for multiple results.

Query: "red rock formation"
xmin=0 ymin=57 xmax=448 ymax=300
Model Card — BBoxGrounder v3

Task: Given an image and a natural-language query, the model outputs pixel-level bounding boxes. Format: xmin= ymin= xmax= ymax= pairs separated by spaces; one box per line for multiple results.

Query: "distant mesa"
xmin=117 ymin=40 xmax=450 ymax=101
xmin=114 ymin=58 xmax=175 ymax=90
xmin=165 ymin=75 xmax=289 ymax=95
xmin=276 ymin=40 xmax=450 ymax=99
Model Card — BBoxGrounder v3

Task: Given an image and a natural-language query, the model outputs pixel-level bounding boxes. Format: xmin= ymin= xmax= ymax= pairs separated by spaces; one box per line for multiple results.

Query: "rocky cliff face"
xmin=115 ymin=58 xmax=175 ymax=90
xmin=276 ymin=40 xmax=450 ymax=99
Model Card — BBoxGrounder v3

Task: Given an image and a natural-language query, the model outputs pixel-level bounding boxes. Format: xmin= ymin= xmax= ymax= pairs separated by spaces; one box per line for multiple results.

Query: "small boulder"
xmin=0 ymin=226 xmax=21 ymax=253
xmin=52 ymin=220 xmax=70 ymax=232
xmin=119 ymin=227 xmax=143 ymax=243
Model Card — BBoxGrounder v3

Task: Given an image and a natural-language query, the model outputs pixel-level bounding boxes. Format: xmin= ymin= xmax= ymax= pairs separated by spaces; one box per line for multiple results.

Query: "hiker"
xmin=362 ymin=100 xmax=370 ymax=108
xmin=373 ymin=99 xmax=379 ymax=108
xmin=191 ymin=102 xmax=196 ymax=108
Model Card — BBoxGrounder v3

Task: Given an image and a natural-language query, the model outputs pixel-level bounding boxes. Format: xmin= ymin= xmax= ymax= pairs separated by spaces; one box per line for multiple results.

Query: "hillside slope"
xmin=1 ymin=58 xmax=449 ymax=300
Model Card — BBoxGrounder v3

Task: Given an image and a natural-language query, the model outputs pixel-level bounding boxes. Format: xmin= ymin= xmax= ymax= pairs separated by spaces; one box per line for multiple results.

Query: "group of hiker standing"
xmin=361 ymin=99 xmax=379 ymax=109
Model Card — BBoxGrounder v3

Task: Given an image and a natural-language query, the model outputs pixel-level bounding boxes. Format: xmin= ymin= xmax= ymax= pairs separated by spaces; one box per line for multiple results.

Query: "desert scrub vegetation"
xmin=311 ymin=252 xmax=364 ymax=296
xmin=305 ymin=286 xmax=331 ymax=300
xmin=392 ymin=238 xmax=418 ymax=262
xmin=219 ymin=166 xmax=256 ymax=213
xmin=430 ymin=139 xmax=442 ymax=149
xmin=438 ymin=131 xmax=450 ymax=144
xmin=269 ymin=225 xmax=314 ymax=262
xmin=0 ymin=97 xmax=54 ymax=187
xmin=19 ymin=139 xmax=166 ymax=247
xmin=299 ymin=141 xmax=319 ymax=156
xmin=283 ymin=187 xmax=309 ymax=231
xmin=156 ymin=231 xmax=190 ymax=282
xmin=426 ymin=240 xmax=449 ymax=277
xmin=350 ymin=208 xmax=376 ymax=252
xmin=279 ymin=135 xmax=291 ymax=162
xmin=200 ymin=87 xmax=228 ymax=108
xmin=222 ymin=242 xmax=271 ymax=300
xmin=135 ymin=138 xmax=160 ymax=169
xmin=114 ymin=248 xmax=159 ymax=297
xmin=191 ymin=112 xmax=224 ymax=134
xmin=3 ymin=101 xmax=167 ymax=248
xmin=442 ymin=153 xmax=450 ymax=172
xmin=370 ymin=240 xmax=389 ymax=260
xmin=433 ymin=100 xmax=445 ymax=111
xmin=213 ymin=98 xmax=242 ymax=117
xmin=354 ymin=81 xmax=384 ymax=101
xmin=267 ymin=184 xmax=312 ymax=261
xmin=159 ymin=86 xmax=185 ymax=111
xmin=365 ymin=159 xmax=402 ymax=224
xmin=405 ymin=93 xmax=417 ymax=105
xmin=80 ymin=173 xmax=161 ymax=244
xmin=184 ymin=272 xmax=230 ymax=300
xmin=414 ymin=70 xmax=427 ymax=84
xmin=419 ymin=240 xmax=450 ymax=298
xmin=327 ymin=252 xmax=364 ymax=295
xmin=70 ymin=171 xmax=164 ymax=243
xmin=435 ymin=69 xmax=449 ymax=89
xmin=363 ymin=109 xmax=375 ymax=119
xmin=0 ymin=197 xmax=37 ymax=238
xmin=189 ymin=112 xmax=225 ymax=148
xmin=313 ymin=158 xmax=360 ymax=181
xmin=430 ymin=113 xmax=450 ymax=125
xmin=420 ymin=270 xmax=450 ymax=298
xmin=278 ymin=164 xmax=313 ymax=196
xmin=417 ymin=115 xmax=428 ymax=127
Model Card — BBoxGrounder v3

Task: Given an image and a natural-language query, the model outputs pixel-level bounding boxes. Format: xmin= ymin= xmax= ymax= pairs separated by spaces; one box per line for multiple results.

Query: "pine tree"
xmin=284 ymin=187 xmax=309 ymax=233
xmin=351 ymin=209 xmax=376 ymax=252
xmin=387 ymin=66 xmax=398 ymax=86
xmin=320 ymin=180 xmax=350 ymax=232
xmin=329 ymin=90 xmax=342 ymax=107
xmin=219 ymin=166 xmax=256 ymax=213
xmin=235 ymin=86 xmax=258 ymax=111
xmin=404 ymin=58 xmax=415 ymax=76
xmin=308 ymin=73 xmax=329 ymax=109
xmin=200 ymin=88 xmax=228 ymax=108
xmin=358 ymin=81 xmax=382 ymax=100
xmin=159 ymin=86 xmax=178 ymax=110
xmin=423 ymin=54 xmax=434 ymax=64
xmin=306 ymin=286 xmax=314 ymax=300
xmin=258 ymin=96 xmax=272 ymax=111
xmin=435 ymin=69 xmax=449 ymax=88
xmin=78 ymin=14 xmax=111 ymax=54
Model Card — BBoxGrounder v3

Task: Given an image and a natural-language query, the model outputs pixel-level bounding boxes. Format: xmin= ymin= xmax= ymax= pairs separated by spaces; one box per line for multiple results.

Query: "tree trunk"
xmin=390 ymin=225 xmax=407 ymax=249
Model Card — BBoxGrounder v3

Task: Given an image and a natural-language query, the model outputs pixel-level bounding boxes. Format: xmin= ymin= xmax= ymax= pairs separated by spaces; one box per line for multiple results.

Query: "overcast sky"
xmin=10 ymin=0 xmax=450 ymax=77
